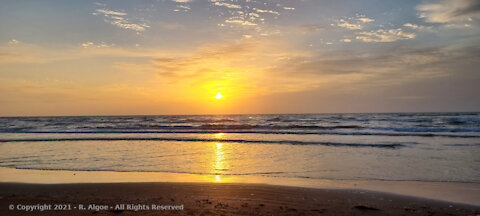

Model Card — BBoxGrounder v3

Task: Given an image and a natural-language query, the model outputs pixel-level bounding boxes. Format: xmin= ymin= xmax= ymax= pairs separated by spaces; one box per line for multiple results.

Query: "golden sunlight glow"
xmin=213 ymin=142 xmax=226 ymax=182
xmin=214 ymin=92 xmax=224 ymax=100
xmin=214 ymin=132 xmax=225 ymax=139
xmin=215 ymin=142 xmax=224 ymax=170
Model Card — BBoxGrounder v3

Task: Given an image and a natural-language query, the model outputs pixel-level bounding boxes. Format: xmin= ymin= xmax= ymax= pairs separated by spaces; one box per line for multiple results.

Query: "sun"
xmin=214 ymin=92 xmax=224 ymax=100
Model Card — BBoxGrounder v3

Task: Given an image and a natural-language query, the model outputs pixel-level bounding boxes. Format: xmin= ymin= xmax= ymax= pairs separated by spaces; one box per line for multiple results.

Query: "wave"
xmin=443 ymin=143 xmax=480 ymax=147
xmin=2 ymin=113 xmax=479 ymax=138
xmin=1 ymin=124 xmax=363 ymax=131
xmin=0 ymin=167 xmax=299 ymax=177
xmin=3 ymin=167 xmax=479 ymax=183
xmin=91 ymin=124 xmax=364 ymax=130
xmin=287 ymin=125 xmax=361 ymax=129
xmin=185 ymin=118 xmax=235 ymax=123
xmin=2 ymin=130 xmax=479 ymax=138
xmin=4 ymin=124 xmax=479 ymax=134
xmin=443 ymin=117 xmax=480 ymax=125
xmin=368 ymin=126 xmax=480 ymax=133
xmin=0 ymin=137 xmax=416 ymax=148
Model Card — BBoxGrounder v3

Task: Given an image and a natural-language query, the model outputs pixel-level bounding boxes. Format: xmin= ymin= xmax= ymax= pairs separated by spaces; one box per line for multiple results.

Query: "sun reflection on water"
xmin=215 ymin=142 xmax=225 ymax=171
xmin=212 ymin=140 xmax=228 ymax=182
xmin=214 ymin=132 xmax=225 ymax=139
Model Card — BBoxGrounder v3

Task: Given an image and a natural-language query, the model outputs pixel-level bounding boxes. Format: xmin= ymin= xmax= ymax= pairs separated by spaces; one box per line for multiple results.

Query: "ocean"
xmin=0 ymin=113 xmax=479 ymax=183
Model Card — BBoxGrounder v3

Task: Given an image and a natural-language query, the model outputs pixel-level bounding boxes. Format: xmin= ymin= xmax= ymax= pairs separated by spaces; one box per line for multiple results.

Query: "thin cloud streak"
xmin=93 ymin=7 xmax=150 ymax=32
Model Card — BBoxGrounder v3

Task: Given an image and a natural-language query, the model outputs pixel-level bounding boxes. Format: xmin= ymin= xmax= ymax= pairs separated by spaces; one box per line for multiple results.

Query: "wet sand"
xmin=1 ymin=182 xmax=479 ymax=216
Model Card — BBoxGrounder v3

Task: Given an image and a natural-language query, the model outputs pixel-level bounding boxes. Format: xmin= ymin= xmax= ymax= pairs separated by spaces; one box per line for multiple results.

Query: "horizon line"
xmin=1 ymin=111 xmax=479 ymax=118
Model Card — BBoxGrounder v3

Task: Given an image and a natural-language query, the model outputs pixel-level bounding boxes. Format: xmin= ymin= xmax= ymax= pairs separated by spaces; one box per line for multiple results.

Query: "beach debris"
xmin=353 ymin=204 xmax=379 ymax=210
xmin=214 ymin=202 xmax=229 ymax=209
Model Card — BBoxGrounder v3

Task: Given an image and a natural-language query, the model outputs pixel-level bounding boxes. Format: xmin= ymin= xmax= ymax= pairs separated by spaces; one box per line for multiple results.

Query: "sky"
xmin=0 ymin=0 xmax=479 ymax=116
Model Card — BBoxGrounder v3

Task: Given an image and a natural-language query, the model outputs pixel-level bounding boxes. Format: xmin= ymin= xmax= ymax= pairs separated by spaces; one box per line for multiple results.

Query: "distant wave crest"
xmin=0 ymin=137 xmax=416 ymax=148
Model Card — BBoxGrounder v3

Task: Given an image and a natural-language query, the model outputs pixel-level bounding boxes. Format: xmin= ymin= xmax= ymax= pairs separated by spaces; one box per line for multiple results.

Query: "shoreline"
xmin=1 ymin=167 xmax=479 ymax=207
xmin=1 ymin=182 xmax=479 ymax=215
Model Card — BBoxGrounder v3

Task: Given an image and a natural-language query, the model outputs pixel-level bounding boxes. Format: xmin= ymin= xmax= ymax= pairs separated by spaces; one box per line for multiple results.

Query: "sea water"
xmin=0 ymin=113 xmax=479 ymax=182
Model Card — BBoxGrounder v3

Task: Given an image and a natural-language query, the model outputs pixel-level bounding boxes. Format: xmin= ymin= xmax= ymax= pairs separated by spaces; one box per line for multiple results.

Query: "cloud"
xmin=93 ymin=2 xmax=106 ymax=7
xmin=174 ymin=4 xmax=191 ymax=12
xmin=225 ymin=18 xmax=257 ymax=26
xmin=214 ymin=2 xmax=242 ymax=9
xmin=334 ymin=16 xmax=419 ymax=43
xmin=0 ymin=40 xmax=154 ymax=65
xmin=268 ymin=54 xmax=368 ymax=76
xmin=154 ymin=42 xmax=258 ymax=78
xmin=337 ymin=18 xmax=368 ymax=30
xmin=172 ymin=0 xmax=192 ymax=12
xmin=336 ymin=19 xmax=363 ymax=30
xmin=356 ymin=28 xmax=415 ymax=42
xmin=253 ymin=8 xmax=280 ymax=15
xmin=81 ymin=41 xmax=114 ymax=48
xmin=143 ymin=41 xmax=285 ymax=101
xmin=211 ymin=1 xmax=261 ymax=28
xmin=416 ymin=0 xmax=480 ymax=24
xmin=403 ymin=23 xmax=433 ymax=31
xmin=335 ymin=15 xmax=375 ymax=30
xmin=0 ymin=42 xmax=50 ymax=63
xmin=93 ymin=7 xmax=150 ymax=32
xmin=9 ymin=39 xmax=19 ymax=45
xmin=81 ymin=42 xmax=94 ymax=48
xmin=94 ymin=9 xmax=127 ymax=16
xmin=297 ymin=24 xmax=324 ymax=34
xmin=403 ymin=23 xmax=419 ymax=29
xmin=208 ymin=0 xmax=290 ymax=38
xmin=264 ymin=46 xmax=480 ymax=104
xmin=358 ymin=17 xmax=374 ymax=23
xmin=146 ymin=39 xmax=319 ymax=98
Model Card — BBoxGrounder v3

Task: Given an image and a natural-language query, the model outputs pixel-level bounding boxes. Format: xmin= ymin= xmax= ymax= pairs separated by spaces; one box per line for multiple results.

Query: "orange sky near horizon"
xmin=0 ymin=0 xmax=479 ymax=116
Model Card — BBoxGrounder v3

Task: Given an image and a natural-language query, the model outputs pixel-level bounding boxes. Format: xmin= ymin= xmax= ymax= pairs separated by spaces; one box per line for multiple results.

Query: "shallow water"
xmin=0 ymin=113 xmax=479 ymax=182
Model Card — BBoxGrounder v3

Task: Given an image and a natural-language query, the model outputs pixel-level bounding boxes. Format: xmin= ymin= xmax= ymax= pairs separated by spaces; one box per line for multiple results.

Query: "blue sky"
xmin=0 ymin=0 xmax=479 ymax=116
